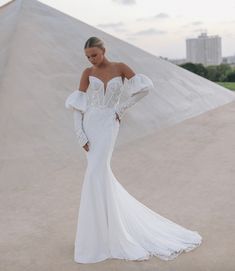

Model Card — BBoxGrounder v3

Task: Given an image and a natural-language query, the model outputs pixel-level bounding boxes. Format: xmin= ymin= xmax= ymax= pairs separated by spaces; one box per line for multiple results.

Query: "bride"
xmin=65 ymin=36 xmax=202 ymax=264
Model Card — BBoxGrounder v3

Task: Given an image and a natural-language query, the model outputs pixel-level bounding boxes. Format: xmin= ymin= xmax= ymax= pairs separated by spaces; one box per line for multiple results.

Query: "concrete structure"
xmin=186 ymin=32 xmax=222 ymax=66
xmin=1 ymin=1 xmax=235 ymax=270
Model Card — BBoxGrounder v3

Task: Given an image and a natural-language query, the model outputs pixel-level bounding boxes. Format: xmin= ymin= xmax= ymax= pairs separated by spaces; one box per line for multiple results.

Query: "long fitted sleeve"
xmin=73 ymin=109 xmax=89 ymax=147
xmin=114 ymin=74 xmax=154 ymax=119
xmin=65 ymin=90 xmax=89 ymax=147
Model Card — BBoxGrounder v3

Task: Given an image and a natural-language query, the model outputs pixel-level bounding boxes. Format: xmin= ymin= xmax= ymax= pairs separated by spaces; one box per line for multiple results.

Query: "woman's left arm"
xmin=115 ymin=63 xmax=154 ymax=119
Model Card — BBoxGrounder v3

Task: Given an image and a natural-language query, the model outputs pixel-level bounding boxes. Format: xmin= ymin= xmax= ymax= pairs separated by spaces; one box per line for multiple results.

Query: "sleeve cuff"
xmin=114 ymin=106 xmax=125 ymax=120
xmin=77 ymin=132 xmax=89 ymax=147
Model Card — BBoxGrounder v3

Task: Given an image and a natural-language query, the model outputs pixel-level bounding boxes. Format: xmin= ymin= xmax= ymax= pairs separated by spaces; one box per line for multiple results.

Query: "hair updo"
xmin=84 ymin=36 xmax=105 ymax=50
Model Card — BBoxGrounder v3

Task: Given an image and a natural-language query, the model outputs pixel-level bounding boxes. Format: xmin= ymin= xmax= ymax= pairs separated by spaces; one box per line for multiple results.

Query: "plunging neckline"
xmin=89 ymin=75 xmax=123 ymax=96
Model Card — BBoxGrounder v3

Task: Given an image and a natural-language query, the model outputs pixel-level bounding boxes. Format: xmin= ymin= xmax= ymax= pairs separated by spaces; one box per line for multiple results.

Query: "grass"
xmin=216 ymin=82 xmax=235 ymax=91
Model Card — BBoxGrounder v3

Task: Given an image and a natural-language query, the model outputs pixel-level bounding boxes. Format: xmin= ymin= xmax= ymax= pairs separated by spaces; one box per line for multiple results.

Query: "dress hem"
xmin=74 ymin=236 xmax=202 ymax=264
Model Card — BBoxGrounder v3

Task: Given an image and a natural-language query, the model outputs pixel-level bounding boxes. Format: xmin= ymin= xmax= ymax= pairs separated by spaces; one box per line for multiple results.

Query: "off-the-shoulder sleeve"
xmin=65 ymin=90 xmax=87 ymax=113
xmin=65 ymin=90 xmax=89 ymax=147
xmin=114 ymin=73 xmax=154 ymax=119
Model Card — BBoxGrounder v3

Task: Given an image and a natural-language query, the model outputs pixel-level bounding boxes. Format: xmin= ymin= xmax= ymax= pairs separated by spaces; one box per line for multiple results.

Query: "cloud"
xmin=182 ymin=21 xmax=204 ymax=27
xmin=96 ymin=21 xmax=128 ymax=33
xmin=112 ymin=0 xmax=136 ymax=5
xmin=191 ymin=21 xmax=203 ymax=25
xmin=220 ymin=19 xmax=235 ymax=24
xmin=132 ymin=28 xmax=167 ymax=36
xmin=154 ymin=13 xmax=169 ymax=19
xmin=137 ymin=13 xmax=170 ymax=22
xmin=191 ymin=28 xmax=207 ymax=33
xmin=96 ymin=22 xmax=125 ymax=28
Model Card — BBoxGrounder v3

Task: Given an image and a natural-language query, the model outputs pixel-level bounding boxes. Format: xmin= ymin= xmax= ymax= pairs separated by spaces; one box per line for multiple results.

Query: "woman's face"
xmin=84 ymin=47 xmax=105 ymax=66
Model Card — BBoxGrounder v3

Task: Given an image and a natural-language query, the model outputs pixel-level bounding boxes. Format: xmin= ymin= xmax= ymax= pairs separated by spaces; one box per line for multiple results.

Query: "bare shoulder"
xmin=117 ymin=62 xmax=135 ymax=79
xmin=78 ymin=67 xmax=92 ymax=92
xmin=82 ymin=67 xmax=92 ymax=77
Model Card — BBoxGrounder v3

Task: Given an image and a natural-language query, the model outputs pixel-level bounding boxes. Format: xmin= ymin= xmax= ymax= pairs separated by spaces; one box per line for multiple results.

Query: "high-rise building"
xmin=186 ymin=32 xmax=222 ymax=66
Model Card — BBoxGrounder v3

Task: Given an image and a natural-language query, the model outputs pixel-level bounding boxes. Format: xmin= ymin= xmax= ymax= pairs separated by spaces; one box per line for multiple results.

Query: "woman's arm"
xmin=115 ymin=63 xmax=153 ymax=119
xmin=73 ymin=108 xmax=89 ymax=147
xmin=65 ymin=68 xmax=90 ymax=148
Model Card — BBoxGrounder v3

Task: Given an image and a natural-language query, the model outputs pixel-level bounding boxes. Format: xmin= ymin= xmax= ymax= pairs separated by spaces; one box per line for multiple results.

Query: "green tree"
xmin=226 ymin=71 xmax=235 ymax=82
xmin=206 ymin=65 xmax=219 ymax=81
xmin=179 ymin=62 xmax=234 ymax=82
xmin=179 ymin=62 xmax=208 ymax=78
xmin=180 ymin=62 xmax=198 ymax=73
xmin=216 ymin=64 xmax=232 ymax=82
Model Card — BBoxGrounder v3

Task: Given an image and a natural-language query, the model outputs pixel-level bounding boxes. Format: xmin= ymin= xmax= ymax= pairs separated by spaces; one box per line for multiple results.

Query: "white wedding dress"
xmin=65 ymin=73 xmax=202 ymax=264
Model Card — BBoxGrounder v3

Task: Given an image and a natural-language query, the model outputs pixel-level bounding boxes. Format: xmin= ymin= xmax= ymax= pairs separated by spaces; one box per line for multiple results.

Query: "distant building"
xmin=186 ymin=32 xmax=222 ymax=66
xmin=169 ymin=58 xmax=187 ymax=65
xmin=223 ymin=55 xmax=235 ymax=64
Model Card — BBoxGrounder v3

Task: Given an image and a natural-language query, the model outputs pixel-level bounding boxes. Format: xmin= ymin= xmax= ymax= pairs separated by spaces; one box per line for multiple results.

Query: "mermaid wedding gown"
xmin=65 ymin=73 xmax=202 ymax=264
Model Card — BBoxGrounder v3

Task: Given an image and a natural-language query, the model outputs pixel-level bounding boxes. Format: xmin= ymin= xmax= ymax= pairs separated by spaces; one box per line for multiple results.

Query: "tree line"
xmin=179 ymin=63 xmax=235 ymax=82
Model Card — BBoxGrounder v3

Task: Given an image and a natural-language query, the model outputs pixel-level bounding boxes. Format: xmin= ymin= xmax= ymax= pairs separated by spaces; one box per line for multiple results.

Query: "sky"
xmin=1 ymin=0 xmax=235 ymax=59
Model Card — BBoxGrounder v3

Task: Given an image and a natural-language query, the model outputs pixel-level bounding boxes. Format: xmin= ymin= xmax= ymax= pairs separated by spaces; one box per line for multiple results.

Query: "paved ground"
xmin=1 ymin=101 xmax=235 ymax=271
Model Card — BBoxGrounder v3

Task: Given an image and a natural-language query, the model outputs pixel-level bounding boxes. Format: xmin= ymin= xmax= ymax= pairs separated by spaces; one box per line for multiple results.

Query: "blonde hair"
xmin=84 ymin=37 xmax=105 ymax=50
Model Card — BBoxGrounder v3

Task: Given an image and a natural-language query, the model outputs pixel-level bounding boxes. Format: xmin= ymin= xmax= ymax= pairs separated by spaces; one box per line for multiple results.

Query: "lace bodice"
xmin=87 ymin=75 xmax=123 ymax=109
xmin=65 ymin=73 xmax=154 ymax=115
xmin=65 ymin=73 xmax=154 ymax=147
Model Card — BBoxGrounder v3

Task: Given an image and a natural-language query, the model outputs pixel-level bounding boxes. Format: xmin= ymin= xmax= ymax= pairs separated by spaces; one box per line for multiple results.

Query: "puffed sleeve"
xmin=65 ymin=90 xmax=89 ymax=147
xmin=114 ymin=73 xmax=154 ymax=119
xmin=65 ymin=90 xmax=87 ymax=113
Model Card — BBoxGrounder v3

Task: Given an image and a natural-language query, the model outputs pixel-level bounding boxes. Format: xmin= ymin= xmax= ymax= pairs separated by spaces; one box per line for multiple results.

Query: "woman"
xmin=65 ymin=37 xmax=202 ymax=264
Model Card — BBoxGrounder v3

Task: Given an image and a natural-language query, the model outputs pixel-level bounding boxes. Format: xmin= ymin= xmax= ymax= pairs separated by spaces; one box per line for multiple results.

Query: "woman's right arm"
xmin=65 ymin=68 xmax=91 ymax=150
